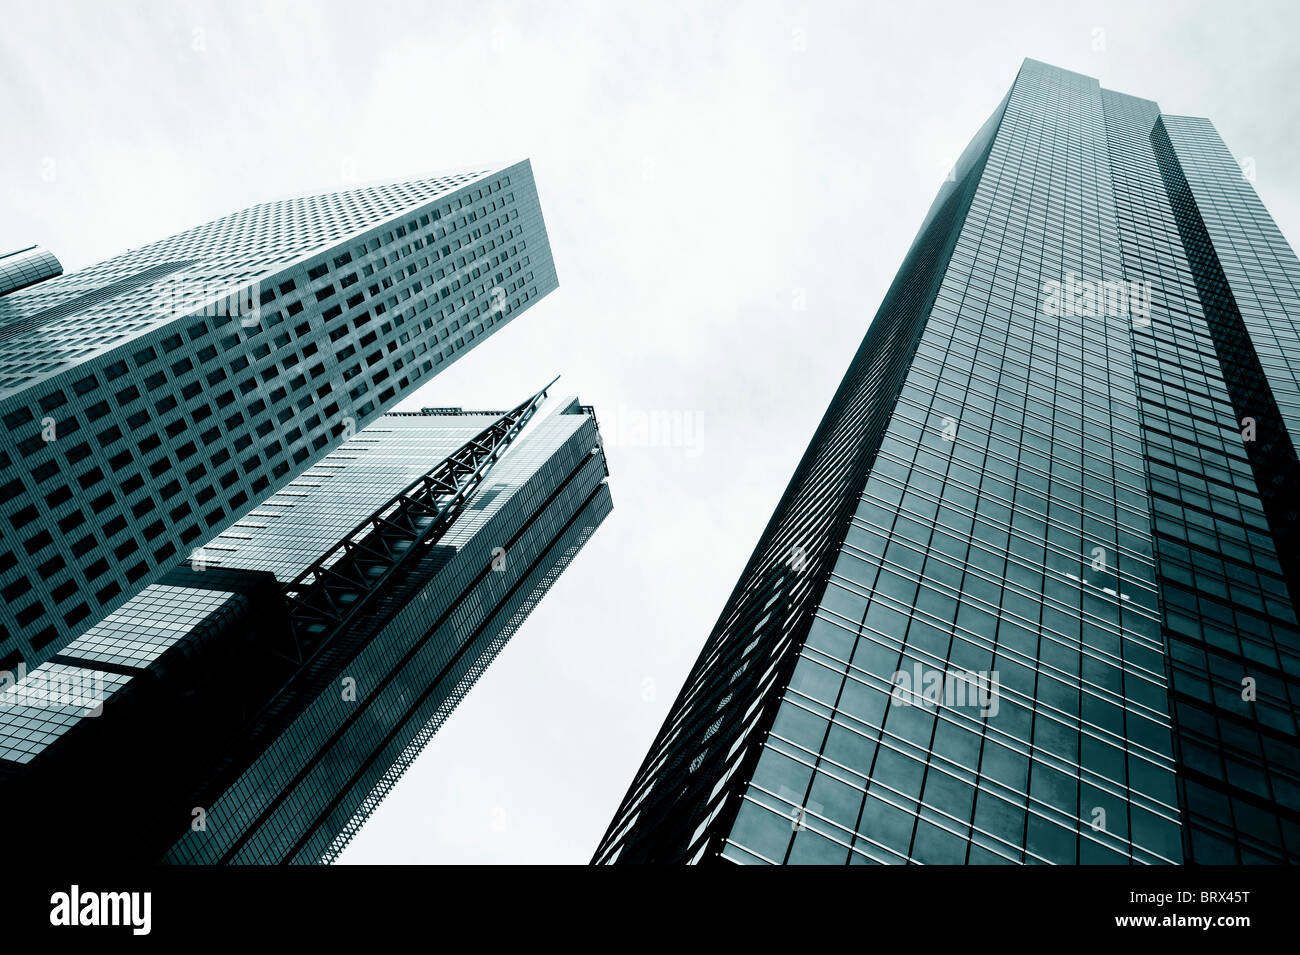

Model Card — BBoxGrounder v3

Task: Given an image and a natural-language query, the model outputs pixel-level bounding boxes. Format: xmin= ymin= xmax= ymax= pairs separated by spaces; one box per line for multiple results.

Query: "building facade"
xmin=0 ymin=160 xmax=557 ymax=663
xmin=0 ymin=392 xmax=611 ymax=863
xmin=595 ymin=59 xmax=1300 ymax=865
xmin=0 ymin=245 xmax=62 ymax=297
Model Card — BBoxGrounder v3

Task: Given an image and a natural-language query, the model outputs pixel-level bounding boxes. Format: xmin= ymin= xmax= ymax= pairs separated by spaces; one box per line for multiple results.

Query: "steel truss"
xmin=276 ymin=378 xmax=557 ymax=661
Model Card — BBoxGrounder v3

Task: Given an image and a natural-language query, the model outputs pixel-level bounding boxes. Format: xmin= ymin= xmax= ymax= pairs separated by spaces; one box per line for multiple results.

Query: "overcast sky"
xmin=4 ymin=0 xmax=1300 ymax=864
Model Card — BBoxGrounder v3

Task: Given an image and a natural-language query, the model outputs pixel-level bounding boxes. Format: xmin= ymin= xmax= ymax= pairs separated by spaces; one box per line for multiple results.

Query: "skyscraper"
xmin=0 ymin=245 xmax=62 ymax=297
xmin=596 ymin=59 xmax=1300 ymax=865
xmin=0 ymin=388 xmax=612 ymax=863
xmin=0 ymin=160 xmax=557 ymax=664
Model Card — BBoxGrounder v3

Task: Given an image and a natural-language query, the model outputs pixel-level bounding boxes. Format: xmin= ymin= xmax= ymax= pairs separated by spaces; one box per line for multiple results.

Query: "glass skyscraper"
xmin=0 ymin=391 xmax=611 ymax=863
xmin=0 ymin=161 xmax=557 ymax=664
xmin=595 ymin=59 xmax=1300 ymax=865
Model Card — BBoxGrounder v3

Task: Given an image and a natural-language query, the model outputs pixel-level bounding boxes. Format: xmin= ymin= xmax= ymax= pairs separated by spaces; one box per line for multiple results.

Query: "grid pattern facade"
xmin=1160 ymin=117 xmax=1300 ymax=447
xmin=0 ymin=665 xmax=129 ymax=765
xmin=162 ymin=400 xmax=610 ymax=863
xmin=0 ymin=160 xmax=557 ymax=662
xmin=1148 ymin=117 xmax=1300 ymax=860
xmin=320 ymin=510 xmax=606 ymax=863
xmin=594 ymin=85 xmax=1012 ymax=864
xmin=0 ymin=399 xmax=611 ymax=863
xmin=0 ymin=245 xmax=62 ymax=297
xmin=598 ymin=59 xmax=1300 ymax=865
xmin=196 ymin=411 xmax=503 ymax=578
xmin=720 ymin=61 xmax=1177 ymax=866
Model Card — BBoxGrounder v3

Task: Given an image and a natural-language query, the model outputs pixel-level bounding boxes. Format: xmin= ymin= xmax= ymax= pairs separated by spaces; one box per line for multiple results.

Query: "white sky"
xmin=4 ymin=0 xmax=1299 ymax=864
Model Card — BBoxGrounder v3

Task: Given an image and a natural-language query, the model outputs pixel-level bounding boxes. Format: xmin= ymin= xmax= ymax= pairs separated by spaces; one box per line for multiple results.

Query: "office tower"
xmin=0 ymin=388 xmax=611 ymax=864
xmin=0 ymin=245 xmax=62 ymax=296
xmin=596 ymin=59 xmax=1300 ymax=865
xmin=0 ymin=160 xmax=557 ymax=664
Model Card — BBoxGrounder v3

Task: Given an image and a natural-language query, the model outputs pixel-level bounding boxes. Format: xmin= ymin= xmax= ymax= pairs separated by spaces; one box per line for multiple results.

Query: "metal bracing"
xmin=169 ymin=381 xmax=557 ymax=844
xmin=275 ymin=377 xmax=558 ymax=660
